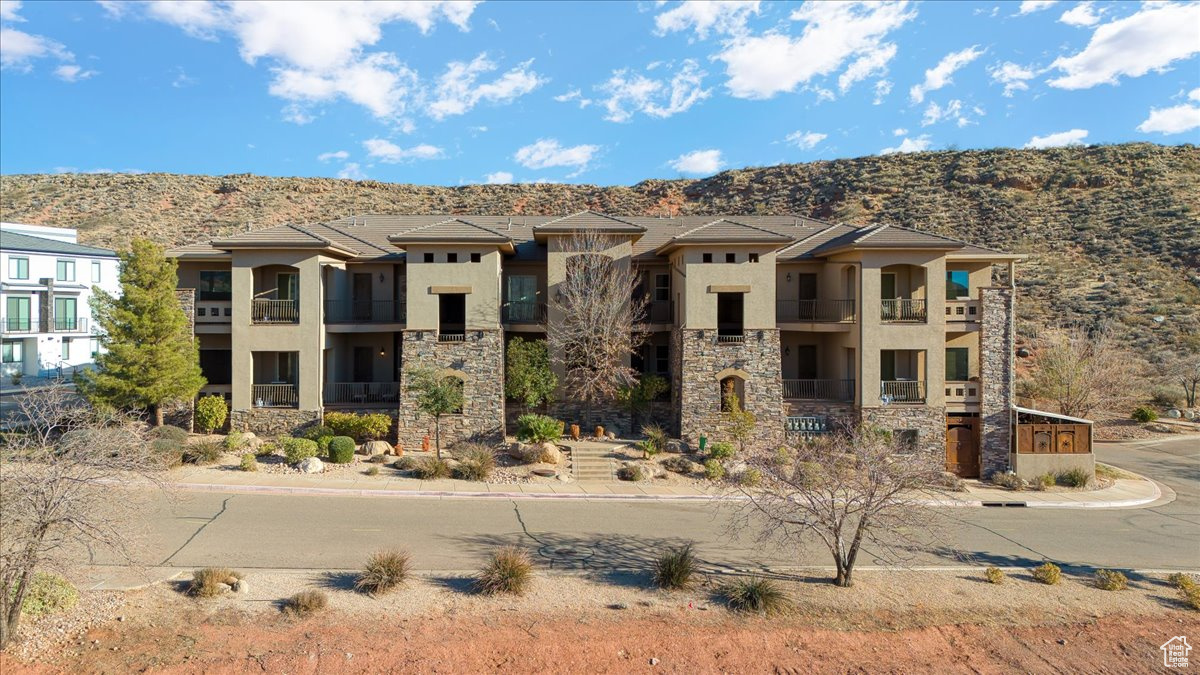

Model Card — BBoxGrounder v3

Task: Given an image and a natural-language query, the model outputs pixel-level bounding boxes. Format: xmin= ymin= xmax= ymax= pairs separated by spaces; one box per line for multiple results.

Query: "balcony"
xmin=1 ymin=317 xmax=33 ymax=333
xmin=783 ymin=379 xmax=855 ymax=402
xmin=251 ymin=299 xmax=299 ymax=324
xmin=52 ymin=317 xmax=88 ymax=333
xmin=502 ymin=301 xmax=546 ymax=324
xmin=881 ymin=299 xmax=927 ymax=323
xmin=776 ymin=299 xmax=856 ymax=323
xmin=945 ymin=380 xmax=981 ymax=404
xmin=438 ymin=332 xmax=466 ymax=343
xmin=715 ymin=333 xmax=744 ymax=345
xmin=324 ymin=300 xmax=406 ymax=324
xmin=252 ymin=383 xmax=298 ymax=408
xmin=881 ymin=380 xmax=926 ymax=404
xmin=641 ymin=300 xmax=673 ymax=324
xmin=324 ymin=381 xmax=400 ymax=406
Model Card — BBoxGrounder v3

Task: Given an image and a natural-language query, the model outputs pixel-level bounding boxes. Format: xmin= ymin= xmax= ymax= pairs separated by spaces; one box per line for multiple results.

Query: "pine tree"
xmin=77 ymin=239 xmax=205 ymax=426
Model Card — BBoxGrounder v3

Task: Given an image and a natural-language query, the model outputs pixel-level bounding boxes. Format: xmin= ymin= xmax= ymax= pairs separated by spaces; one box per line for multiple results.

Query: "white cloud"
xmin=716 ymin=1 xmax=914 ymax=100
xmin=1 ymin=0 xmax=23 ymax=21
xmin=596 ymin=59 xmax=710 ymax=122
xmin=1048 ymin=3 xmax=1200 ymax=90
xmin=920 ymin=99 xmax=983 ymax=128
xmin=427 ymin=53 xmax=545 ymax=120
xmin=1192 ymin=88 xmax=1200 ymax=102
xmin=337 ymin=162 xmax=365 ymax=180
xmin=171 ymin=66 xmax=196 ymax=87
xmin=1059 ymin=1 xmax=1101 ymax=27
xmin=892 ymin=127 xmax=907 ymax=136
xmin=909 ymin=45 xmax=984 ymax=103
xmin=53 ymin=63 xmax=96 ymax=82
xmin=484 ymin=171 xmax=514 ymax=184
xmin=654 ymin=0 xmax=761 ymax=39
xmin=0 ymin=2 xmax=92 ymax=78
xmin=514 ymin=139 xmax=600 ymax=173
xmin=872 ymin=79 xmax=892 ymax=104
xmin=669 ymin=149 xmax=723 ymax=175
xmin=989 ymin=61 xmax=1037 ymax=97
xmin=1137 ymin=103 xmax=1200 ymax=135
xmin=881 ymin=135 xmax=932 ymax=154
xmin=1017 ymin=1 xmax=1057 ymax=14
xmin=318 ymin=150 xmax=350 ymax=162
xmin=363 ymin=138 xmax=445 ymax=162
xmin=554 ymin=88 xmax=592 ymax=108
xmin=1024 ymin=128 xmax=1088 ymax=148
xmin=785 ymin=130 xmax=827 ymax=150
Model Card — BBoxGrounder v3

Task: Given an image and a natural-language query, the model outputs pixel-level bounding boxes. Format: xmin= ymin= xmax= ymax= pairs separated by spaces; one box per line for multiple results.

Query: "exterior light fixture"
xmin=784 ymin=346 xmax=790 ymax=356
xmin=786 ymin=273 xmax=792 ymax=282
xmin=379 ymin=347 xmax=386 ymax=357
xmin=379 ymin=273 xmax=385 ymax=283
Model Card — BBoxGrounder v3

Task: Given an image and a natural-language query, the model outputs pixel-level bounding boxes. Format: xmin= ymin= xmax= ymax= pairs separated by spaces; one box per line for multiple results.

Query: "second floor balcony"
xmin=776 ymin=299 xmax=856 ymax=323
xmin=881 ymin=380 xmax=926 ymax=404
xmin=881 ymin=299 xmax=927 ymax=323
xmin=324 ymin=300 xmax=406 ymax=324
xmin=1 ymin=316 xmax=88 ymax=333
xmin=502 ymin=300 xmax=546 ymax=324
xmin=251 ymin=299 xmax=299 ymax=324
xmin=783 ymin=378 xmax=855 ymax=402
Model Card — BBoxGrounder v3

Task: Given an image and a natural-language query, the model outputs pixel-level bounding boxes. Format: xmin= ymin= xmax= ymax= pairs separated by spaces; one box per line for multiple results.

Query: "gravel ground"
xmin=8 ymin=591 xmax=126 ymax=663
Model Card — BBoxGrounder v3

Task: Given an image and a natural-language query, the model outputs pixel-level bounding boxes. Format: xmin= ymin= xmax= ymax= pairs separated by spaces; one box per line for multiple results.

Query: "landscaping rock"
xmin=665 ymin=439 xmax=687 ymax=454
xmin=606 ymin=431 xmax=617 ymax=440
xmin=1167 ymin=409 xmax=1182 ymax=419
xmin=557 ymin=472 xmax=574 ymax=483
xmin=362 ymin=440 xmax=391 ymax=456
xmin=297 ymin=457 xmax=324 ymax=474
xmin=539 ymin=442 xmax=563 ymax=464
xmin=232 ymin=579 xmax=249 ymax=594
xmin=662 ymin=456 xmax=699 ymax=474
xmin=726 ymin=461 xmax=748 ymax=475
xmin=216 ymin=583 xmax=232 ymax=594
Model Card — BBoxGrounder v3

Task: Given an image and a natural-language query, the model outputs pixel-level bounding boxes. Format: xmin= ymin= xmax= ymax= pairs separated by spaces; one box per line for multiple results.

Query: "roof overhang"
xmin=945 ymin=252 xmax=1029 ymax=262
xmin=385 ymin=236 xmax=515 ymax=254
xmin=814 ymin=242 xmax=963 ymax=257
xmin=206 ymin=240 xmax=359 ymax=259
xmin=1014 ymin=406 xmax=1093 ymax=425
xmin=654 ymin=237 xmax=792 ymax=256
xmin=531 ymin=228 xmax=644 ymax=244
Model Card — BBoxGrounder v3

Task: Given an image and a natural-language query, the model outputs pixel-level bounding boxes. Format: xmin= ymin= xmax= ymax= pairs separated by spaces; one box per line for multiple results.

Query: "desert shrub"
xmin=1169 ymin=572 xmax=1197 ymax=591
xmin=1032 ymin=473 xmax=1056 ymax=491
xmin=1056 ymin=467 xmax=1091 ymax=488
xmin=708 ymin=442 xmax=735 ymax=461
xmin=984 ymin=567 xmax=1006 ymax=584
xmin=281 ymin=437 xmax=320 ymax=464
xmin=355 ymin=550 xmax=411 ymax=596
xmin=617 ymin=465 xmax=644 ymax=481
xmin=703 ymin=459 xmax=725 ymax=481
xmin=1131 ymin=406 xmax=1158 ymax=423
xmin=188 ymin=567 xmax=243 ymax=598
xmin=641 ymin=424 xmax=668 ymax=456
xmin=150 ymin=438 xmax=184 ymax=467
xmin=282 ymin=590 xmax=327 ymax=616
xmin=653 ymin=544 xmax=697 ymax=590
xmin=452 ymin=444 xmax=496 ymax=481
xmin=663 ymin=455 xmax=696 ymax=474
xmin=935 ymin=472 xmax=967 ymax=492
xmin=989 ymin=471 xmax=1026 ymax=490
xmin=772 ymin=447 xmax=794 ymax=467
xmin=393 ymin=456 xmax=418 ymax=471
xmin=516 ymin=414 xmax=563 ymax=444
xmin=1031 ymin=562 xmax=1062 ymax=585
xmin=149 ymin=425 xmax=189 ymax=443
xmin=721 ymin=577 xmax=790 ymax=615
xmin=327 ymin=436 xmax=356 ymax=464
xmin=737 ymin=468 xmax=762 ymax=487
xmin=365 ymin=465 xmax=380 ymax=476
xmin=195 ymin=395 xmax=228 ymax=434
xmin=182 ymin=441 xmax=223 ymax=465
xmin=223 ymin=430 xmax=245 ymax=450
xmin=16 ymin=572 xmax=78 ymax=618
xmin=239 ymin=453 xmax=257 ymax=472
xmin=255 ymin=440 xmax=278 ymax=457
xmin=301 ymin=425 xmax=335 ymax=442
xmin=1094 ymin=569 xmax=1127 ymax=591
xmin=412 ymin=457 xmax=451 ymax=479
xmin=324 ymin=411 xmax=391 ymax=442
xmin=368 ymin=453 xmax=389 ymax=463
xmin=1183 ymin=585 xmax=1200 ymax=611
xmin=475 ymin=547 xmax=533 ymax=596
xmin=315 ymin=435 xmax=333 ymax=456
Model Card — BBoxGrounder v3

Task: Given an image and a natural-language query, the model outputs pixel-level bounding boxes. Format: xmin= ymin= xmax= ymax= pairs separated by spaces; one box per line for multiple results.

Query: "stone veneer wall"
xmin=863 ymin=405 xmax=946 ymax=456
xmin=784 ymin=400 xmax=859 ymax=432
xmin=677 ymin=328 xmax=784 ymax=451
xmin=396 ymin=330 xmax=505 ymax=448
xmin=164 ymin=289 xmax=197 ymax=432
xmin=229 ymin=408 xmax=322 ymax=436
xmin=979 ymin=286 xmax=1015 ymax=478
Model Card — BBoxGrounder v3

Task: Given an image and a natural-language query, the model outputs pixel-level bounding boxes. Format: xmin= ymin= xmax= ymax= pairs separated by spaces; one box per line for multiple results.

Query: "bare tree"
xmin=1154 ymin=349 xmax=1200 ymax=409
xmin=734 ymin=426 xmax=948 ymax=587
xmin=0 ymin=386 xmax=168 ymax=649
xmin=1024 ymin=323 xmax=1140 ymax=418
xmin=547 ymin=230 xmax=647 ymax=426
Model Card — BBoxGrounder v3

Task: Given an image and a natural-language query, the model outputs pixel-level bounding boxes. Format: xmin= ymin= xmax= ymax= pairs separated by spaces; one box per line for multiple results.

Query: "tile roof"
xmin=655 ymin=218 xmax=795 ymax=254
xmin=0 ymin=231 xmax=117 ymax=258
xmin=386 ymin=218 xmax=514 ymax=247
xmin=532 ymin=211 xmax=647 ymax=237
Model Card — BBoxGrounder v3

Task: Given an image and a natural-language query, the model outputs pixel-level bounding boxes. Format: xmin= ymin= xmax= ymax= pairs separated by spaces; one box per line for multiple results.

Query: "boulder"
xmin=232 ymin=579 xmax=249 ymax=594
xmin=297 ymin=457 xmax=324 ymax=474
xmin=665 ymin=439 xmax=687 ymax=454
xmin=539 ymin=442 xmax=563 ymax=464
xmin=242 ymin=432 xmax=257 ymax=442
xmin=605 ymin=431 xmax=617 ymax=440
xmin=637 ymin=461 xmax=665 ymax=479
xmin=506 ymin=442 xmax=527 ymax=459
xmin=1185 ymin=410 xmax=1197 ymax=420
xmin=1167 ymin=409 xmax=1182 ymax=419
xmin=557 ymin=472 xmax=574 ymax=483
xmin=362 ymin=440 xmax=391 ymax=456
xmin=726 ymin=461 xmax=748 ymax=475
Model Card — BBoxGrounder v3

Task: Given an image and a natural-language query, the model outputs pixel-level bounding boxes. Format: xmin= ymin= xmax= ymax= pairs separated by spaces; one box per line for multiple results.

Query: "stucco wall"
xmin=404 ymin=245 xmax=501 ymax=331
xmin=672 ymin=247 xmax=777 ymax=330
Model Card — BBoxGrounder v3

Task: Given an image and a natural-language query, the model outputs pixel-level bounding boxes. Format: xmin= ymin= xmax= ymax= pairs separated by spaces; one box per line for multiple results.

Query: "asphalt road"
xmin=103 ymin=436 xmax=1199 ymax=574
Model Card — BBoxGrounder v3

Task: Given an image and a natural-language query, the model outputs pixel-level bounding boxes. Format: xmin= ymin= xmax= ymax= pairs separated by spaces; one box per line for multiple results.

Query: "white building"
xmin=0 ymin=223 xmax=120 ymax=379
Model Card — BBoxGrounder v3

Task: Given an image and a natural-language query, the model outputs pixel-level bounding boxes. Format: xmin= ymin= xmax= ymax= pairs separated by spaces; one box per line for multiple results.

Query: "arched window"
xmin=438 ymin=369 xmax=467 ymax=415
xmin=718 ymin=374 xmax=746 ymax=412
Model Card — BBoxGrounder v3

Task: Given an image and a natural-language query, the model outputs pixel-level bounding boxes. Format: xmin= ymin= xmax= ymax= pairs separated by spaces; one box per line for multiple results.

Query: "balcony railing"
xmin=945 ymin=380 xmax=980 ymax=403
xmin=641 ymin=299 xmax=674 ymax=324
xmin=785 ymin=415 xmax=829 ymax=439
xmin=1 ymin=317 xmax=32 ymax=333
xmin=438 ymin=331 xmax=466 ymax=343
xmin=782 ymin=379 xmax=855 ymax=401
xmin=881 ymin=299 xmax=927 ymax=322
xmin=716 ymin=332 xmax=744 ymax=344
xmin=776 ymin=299 xmax=856 ymax=323
xmin=251 ymin=299 xmax=299 ymax=324
xmin=881 ymin=380 xmax=926 ymax=403
xmin=324 ymin=300 xmax=406 ymax=323
xmin=324 ymin=381 xmax=400 ymax=405
xmin=502 ymin=301 xmax=546 ymax=324
xmin=252 ymin=383 xmax=298 ymax=408
xmin=52 ymin=317 xmax=88 ymax=332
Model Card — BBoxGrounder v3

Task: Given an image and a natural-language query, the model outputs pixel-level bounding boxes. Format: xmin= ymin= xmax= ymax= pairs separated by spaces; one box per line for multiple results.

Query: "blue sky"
xmin=1 ymin=1 xmax=1197 ymax=186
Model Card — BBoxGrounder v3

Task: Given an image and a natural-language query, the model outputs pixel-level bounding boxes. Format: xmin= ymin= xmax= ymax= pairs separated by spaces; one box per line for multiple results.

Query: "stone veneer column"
xmin=396 ymin=330 xmax=505 ymax=449
xmin=677 ymin=328 xmax=784 ymax=451
xmin=979 ymin=286 xmax=1014 ymax=478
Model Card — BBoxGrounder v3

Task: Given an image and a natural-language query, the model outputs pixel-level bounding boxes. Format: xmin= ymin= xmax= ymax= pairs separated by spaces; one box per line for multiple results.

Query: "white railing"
xmin=881 ymin=380 xmax=926 ymax=403
xmin=252 ymin=384 xmax=298 ymax=408
xmin=251 ymin=299 xmax=299 ymax=324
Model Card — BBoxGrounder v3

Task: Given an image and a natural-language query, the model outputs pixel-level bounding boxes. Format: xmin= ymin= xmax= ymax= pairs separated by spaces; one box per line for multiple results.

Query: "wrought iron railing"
xmin=1 ymin=316 xmax=32 ymax=333
xmin=782 ymin=379 xmax=855 ymax=401
xmin=641 ymin=300 xmax=673 ymax=324
xmin=52 ymin=316 xmax=87 ymax=332
xmin=252 ymin=383 xmax=298 ymax=408
xmin=502 ymin=301 xmax=546 ymax=324
xmin=880 ymin=299 xmax=927 ymax=322
xmin=881 ymin=380 xmax=926 ymax=403
xmin=438 ymin=332 xmax=466 ymax=342
xmin=715 ymin=333 xmax=744 ymax=344
xmin=251 ymin=299 xmax=299 ymax=324
xmin=776 ymin=299 xmax=856 ymax=323
xmin=324 ymin=300 xmax=406 ymax=323
xmin=324 ymin=382 xmax=400 ymax=405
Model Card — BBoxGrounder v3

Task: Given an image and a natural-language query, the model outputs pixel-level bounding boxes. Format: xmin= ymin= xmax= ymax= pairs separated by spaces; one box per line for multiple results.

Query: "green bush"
xmin=1033 ymin=473 xmax=1056 ymax=491
xmin=1031 ymin=562 xmax=1062 ymax=585
xmin=737 ymin=468 xmax=762 ymax=487
xmin=183 ymin=441 xmax=223 ymax=465
xmin=1183 ymin=585 xmax=1200 ymax=611
xmin=663 ymin=455 xmax=696 ymax=474
xmin=1131 ymin=406 xmax=1158 ymax=423
xmin=772 ymin=447 xmax=794 ymax=467
xmin=324 ymin=412 xmax=391 ymax=442
xmin=194 ymin=395 xmax=228 ymax=434
xmin=393 ymin=456 xmax=418 ymax=471
xmin=239 ymin=453 xmax=257 ymax=472
xmin=282 ymin=590 xmax=327 ymax=616
xmin=708 ymin=442 xmax=735 ymax=461
xmin=365 ymin=465 xmax=380 ymax=476
xmin=255 ymin=440 xmax=278 ymax=457
xmin=452 ymin=443 xmax=496 ymax=481
xmin=301 ymin=425 xmax=335 ymax=442
xmin=703 ymin=459 xmax=725 ymax=481
xmin=721 ymin=577 xmax=790 ymax=615
xmin=15 ymin=572 xmax=78 ymax=618
xmin=412 ymin=457 xmax=451 ymax=479
xmin=475 ymin=547 xmax=533 ymax=596
xmin=150 ymin=438 xmax=184 ymax=468
xmin=653 ymin=544 xmax=697 ymax=590
xmin=149 ymin=425 xmax=189 ymax=442
xmin=641 ymin=424 xmax=668 ymax=456
xmin=617 ymin=465 xmax=644 ymax=481
xmin=188 ymin=568 xmax=243 ymax=598
xmin=355 ymin=550 xmax=411 ymax=596
xmin=1056 ymin=467 xmax=1092 ymax=488
xmin=315 ymin=435 xmax=333 ymax=456
xmin=516 ymin=414 xmax=563 ymax=444
xmin=327 ymin=436 xmax=356 ymax=464
xmin=984 ymin=567 xmax=1006 ymax=584
xmin=281 ymin=437 xmax=320 ymax=464
xmin=223 ymin=431 xmax=245 ymax=450
xmin=1094 ymin=569 xmax=1127 ymax=591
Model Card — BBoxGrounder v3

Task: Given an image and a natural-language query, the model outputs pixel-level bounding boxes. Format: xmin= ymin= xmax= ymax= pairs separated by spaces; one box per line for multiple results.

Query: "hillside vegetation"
xmin=2 ymin=143 xmax=1197 ymax=354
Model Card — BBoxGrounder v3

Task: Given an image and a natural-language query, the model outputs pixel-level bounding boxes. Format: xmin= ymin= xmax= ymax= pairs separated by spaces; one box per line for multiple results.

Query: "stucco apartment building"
xmin=167 ymin=212 xmax=1024 ymax=479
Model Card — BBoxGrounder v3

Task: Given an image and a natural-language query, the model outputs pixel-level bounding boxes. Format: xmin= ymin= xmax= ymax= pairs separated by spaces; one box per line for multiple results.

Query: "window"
xmin=92 ymin=261 xmax=102 ymax=283
xmin=470 ymin=252 xmax=481 ymax=263
xmin=197 ymin=307 xmax=207 ymax=317
xmin=438 ymin=293 xmax=466 ymax=336
xmin=2 ymin=340 xmax=23 ymax=363
xmin=90 ymin=338 xmax=101 ymax=358
xmin=56 ymin=259 xmax=75 ymax=282
xmin=655 ymin=345 xmax=669 ymax=374
xmin=5 ymin=296 xmax=30 ymax=331
xmin=719 ymin=375 xmax=745 ymax=411
xmin=447 ymin=253 xmax=458 ymax=263
xmin=424 ymin=253 xmax=435 ymax=263
xmin=653 ymin=273 xmax=669 ymax=302
xmin=62 ymin=338 xmax=71 ymax=360
xmin=198 ymin=271 xmax=232 ymax=301
xmin=945 ymin=347 xmax=970 ymax=381
xmin=8 ymin=256 xmax=28 ymax=280
xmin=54 ymin=297 xmax=77 ymax=330
xmin=199 ymin=349 xmax=232 ymax=385
xmin=276 ymin=352 xmax=298 ymax=383
xmin=946 ymin=270 xmax=969 ymax=300
xmin=702 ymin=253 xmax=713 ymax=263
xmin=897 ymin=429 xmax=919 ymax=453
xmin=725 ymin=253 xmax=736 ymax=263
xmin=749 ymin=253 xmax=759 ymax=263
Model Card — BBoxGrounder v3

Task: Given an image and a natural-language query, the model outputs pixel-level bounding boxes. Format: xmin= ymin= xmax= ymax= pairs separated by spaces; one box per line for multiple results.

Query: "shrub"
xmin=281 ymin=437 xmax=320 ymax=464
xmin=1033 ymin=473 xmax=1056 ymax=491
xmin=1169 ymin=572 xmax=1197 ymax=591
xmin=1056 ymin=468 xmax=1091 ymax=488
xmin=195 ymin=395 xmax=228 ymax=434
xmin=150 ymin=438 xmax=184 ymax=468
xmin=239 ymin=453 xmax=257 ymax=472
xmin=641 ymin=424 xmax=668 ymax=456
xmin=772 ymin=447 xmax=794 ymax=467
xmin=617 ymin=465 xmax=644 ymax=481
xmin=663 ymin=455 xmax=696 ymax=474
xmin=255 ymin=440 xmax=278 ymax=457
xmin=721 ymin=577 xmax=790 ymax=615
xmin=17 ymin=572 xmax=78 ymax=618
xmin=149 ymin=425 xmax=189 ymax=443
xmin=393 ymin=456 xmax=418 ymax=471
xmin=189 ymin=567 xmax=243 ymax=598
xmin=516 ymin=414 xmax=563 ymax=444
xmin=324 ymin=412 xmax=392 ymax=442
xmin=1131 ymin=406 xmax=1159 ymax=423
xmin=1093 ymin=569 xmax=1127 ymax=591
xmin=355 ymin=550 xmax=411 ymax=595
xmin=327 ymin=436 xmax=356 ymax=464
xmin=282 ymin=590 xmax=328 ymax=616
xmin=412 ymin=457 xmax=451 ymax=479
xmin=984 ymin=567 xmax=1006 ymax=584
xmin=1031 ymin=562 xmax=1062 ymax=585
xmin=1183 ymin=585 xmax=1200 ymax=611
xmin=475 ymin=547 xmax=533 ymax=596
xmin=708 ymin=442 xmax=735 ymax=461
xmin=301 ymin=425 xmax=335 ymax=442
xmin=223 ymin=431 xmax=246 ymax=450
xmin=315 ymin=435 xmax=333 ymax=457
xmin=737 ymin=468 xmax=762 ymax=487
xmin=703 ymin=459 xmax=725 ymax=481
xmin=452 ymin=444 xmax=496 ymax=481
xmin=653 ymin=544 xmax=697 ymax=590
xmin=989 ymin=471 xmax=1026 ymax=491
xmin=368 ymin=453 xmax=389 ymax=464
xmin=365 ymin=465 xmax=380 ymax=476
xmin=182 ymin=441 xmax=223 ymax=465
